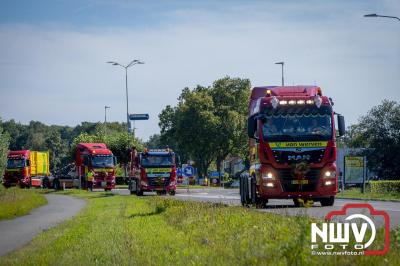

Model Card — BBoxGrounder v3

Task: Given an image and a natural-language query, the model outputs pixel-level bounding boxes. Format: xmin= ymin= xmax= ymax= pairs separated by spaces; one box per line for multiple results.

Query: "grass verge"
xmin=0 ymin=186 xmax=48 ymax=221
xmin=1 ymin=189 xmax=399 ymax=265
xmin=338 ymin=188 xmax=400 ymax=201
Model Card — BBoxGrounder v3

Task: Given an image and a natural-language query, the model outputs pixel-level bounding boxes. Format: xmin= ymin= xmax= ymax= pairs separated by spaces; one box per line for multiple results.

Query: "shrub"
xmin=370 ymin=180 xmax=400 ymax=194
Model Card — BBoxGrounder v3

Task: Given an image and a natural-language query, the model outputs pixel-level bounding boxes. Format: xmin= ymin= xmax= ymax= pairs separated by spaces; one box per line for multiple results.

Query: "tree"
xmin=209 ymin=77 xmax=251 ymax=174
xmin=158 ymin=77 xmax=251 ymax=178
xmin=345 ymin=100 xmax=400 ymax=179
xmin=0 ymin=119 xmax=10 ymax=177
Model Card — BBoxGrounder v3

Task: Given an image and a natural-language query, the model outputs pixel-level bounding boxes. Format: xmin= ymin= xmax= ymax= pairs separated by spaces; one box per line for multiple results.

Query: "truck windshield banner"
xmin=269 ymin=141 xmax=328 ymax=149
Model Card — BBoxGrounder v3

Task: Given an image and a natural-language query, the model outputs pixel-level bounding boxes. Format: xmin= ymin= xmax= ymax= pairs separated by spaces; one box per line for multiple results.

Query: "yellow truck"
xmin=3 ymin=150 xmax=54 ymax=188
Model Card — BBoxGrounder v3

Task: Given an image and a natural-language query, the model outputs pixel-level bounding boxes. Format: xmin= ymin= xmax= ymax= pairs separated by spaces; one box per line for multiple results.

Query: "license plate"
xmin=101 ymin=181 xmax=107 ymax=187
xmin=292 ymin=180 xmax=309 ymax=185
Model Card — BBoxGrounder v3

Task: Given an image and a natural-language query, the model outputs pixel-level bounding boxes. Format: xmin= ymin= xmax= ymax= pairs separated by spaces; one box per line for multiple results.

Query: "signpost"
xmin=344 ymin=156 xmax=366 ymax=193
xmin=129 ymin=114 xmax=149 ymax=120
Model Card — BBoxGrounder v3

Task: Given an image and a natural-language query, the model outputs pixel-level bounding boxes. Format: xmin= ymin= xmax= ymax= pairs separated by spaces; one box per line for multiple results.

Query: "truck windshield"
xmin=7 ymin=158 xmax=25 ymax=168
xmin=141 ymin=154 xmax=173 ymax=167
xmin=262 ymin=114 xmax=332 ymax=141
xmin=91 ymin=155 xmax=114 ymax=168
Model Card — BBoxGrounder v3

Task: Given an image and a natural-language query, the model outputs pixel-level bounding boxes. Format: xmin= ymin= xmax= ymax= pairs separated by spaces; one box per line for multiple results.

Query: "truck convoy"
xmin=128 ymin=148 xmax=179 ymax=196
xmin=75 ymin=143 xmax=117 ymax=191
xmin=3 ymin=150 xmax=52 ymax=188
xmin=240 ymin=86 xmax=345 ymax=207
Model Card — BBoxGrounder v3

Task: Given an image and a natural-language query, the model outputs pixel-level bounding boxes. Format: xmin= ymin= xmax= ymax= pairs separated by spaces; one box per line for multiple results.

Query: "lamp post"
xmin=364 ymin=13 xmax=400 ymax=21
xmin=275 ymin=61 xmax=284 ymax=86
xmin=107 ymin=59 xmax=145 ymax=135
xmin=104 ymin=106 xmax=110 ymax=123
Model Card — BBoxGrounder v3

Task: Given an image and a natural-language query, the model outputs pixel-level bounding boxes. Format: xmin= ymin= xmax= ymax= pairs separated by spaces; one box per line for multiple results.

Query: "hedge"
xmin=370 ymin=180 xmax=400 ymax=194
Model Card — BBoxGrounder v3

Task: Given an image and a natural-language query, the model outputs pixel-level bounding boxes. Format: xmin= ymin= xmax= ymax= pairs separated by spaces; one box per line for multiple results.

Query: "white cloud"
xmin=0 ymin=1 xmax=399 ymax=140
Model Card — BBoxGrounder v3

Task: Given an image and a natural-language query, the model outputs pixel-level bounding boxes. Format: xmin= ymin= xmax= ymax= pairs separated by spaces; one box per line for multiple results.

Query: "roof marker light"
xmin=297 ymin=100 xmax=305 ymax=105
xmin=306 ymin=100 xmax=314 ymax=104
xmin=317 ymin=88 xmax=322 ymax=96
xmin=315 ymin=95 xmax=322 ymax=108
xmin=288 ymin=100 xmax=296 ymax=105
xmin=280 ymin=100 xmax=288 ymax=105
xmin=271 ymin=96 xmax=279 ymax=109
xmin=266 ymin=89 xmax=272 ymax=96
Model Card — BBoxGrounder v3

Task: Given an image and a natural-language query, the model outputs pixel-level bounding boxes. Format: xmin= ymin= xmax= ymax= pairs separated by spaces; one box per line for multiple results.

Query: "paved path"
xmin=0 ymin=194 xmax=86 ymax=256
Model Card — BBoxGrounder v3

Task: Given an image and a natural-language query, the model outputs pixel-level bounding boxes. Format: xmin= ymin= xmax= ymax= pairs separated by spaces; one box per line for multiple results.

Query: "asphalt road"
xmin=0 ymin=194 xmax=86 ymax=256
xmin=172 ymin=187 xmax=400 ymax=229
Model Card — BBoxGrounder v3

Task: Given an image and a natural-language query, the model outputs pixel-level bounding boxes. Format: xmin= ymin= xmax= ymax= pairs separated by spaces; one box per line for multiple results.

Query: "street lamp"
xmin=364 ymin=13 xmax=400 ymax=21
xmin=107 ymin=59 xmax=145 ymax=135
xmin=104 ymin=106 xmax=110 ymax=123
xmin=275 ymin=61 xmax=284 ymax=86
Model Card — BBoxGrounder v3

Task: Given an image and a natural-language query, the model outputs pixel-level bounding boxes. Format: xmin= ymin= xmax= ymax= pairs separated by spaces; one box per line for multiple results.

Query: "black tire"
xmin=136 ymin=181 xmax=143 ymax=196
xmin=3 ymin=183 xmax=11 ymax=189
xmin=320 ymin=196 xmax=335 ymax=207
xmin=256 ymin=198 xmax=268 ymax=208
xmin=169 ymin=190 xmax=176 ymax=196
xmin=42 ymin=178 xmax=49 ymax=189
xmin=293 ymin=198 xmax=302 ymax=207
xmin=240 ymin=174 xmax=254 ymax=206
xmin=104 ymin=188 xmax=111 ymax=192
xmin=53 ymin=179 xmax=61 ymax=190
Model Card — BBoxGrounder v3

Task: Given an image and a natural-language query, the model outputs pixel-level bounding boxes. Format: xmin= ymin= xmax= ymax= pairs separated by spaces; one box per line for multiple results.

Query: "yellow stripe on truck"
xmin=269 ymin=141 xmax=328 ymax=148
xmin=146 ymin=168 xmax=172 ymax=173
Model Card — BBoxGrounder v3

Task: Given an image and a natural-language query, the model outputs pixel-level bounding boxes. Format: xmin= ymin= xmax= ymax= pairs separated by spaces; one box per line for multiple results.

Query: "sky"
xmin=0 ymin=0 xmax=399 ymax=141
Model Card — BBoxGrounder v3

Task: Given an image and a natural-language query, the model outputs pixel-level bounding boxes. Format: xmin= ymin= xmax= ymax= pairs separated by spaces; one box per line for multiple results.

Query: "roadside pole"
xmin=362 ymin=156 xmax=366 ymax=193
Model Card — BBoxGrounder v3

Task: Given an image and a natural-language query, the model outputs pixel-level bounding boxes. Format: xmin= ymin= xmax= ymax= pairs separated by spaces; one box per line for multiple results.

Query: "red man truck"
xmin=75 ymin=143 xmax=117 ymax=191
xmin=128 ymin=148 xmax=179 ymax=196
xmin=240 ymin=86 xmax=345 ymax=207
xmin=3 ymin=150 xmax=51 ymax=188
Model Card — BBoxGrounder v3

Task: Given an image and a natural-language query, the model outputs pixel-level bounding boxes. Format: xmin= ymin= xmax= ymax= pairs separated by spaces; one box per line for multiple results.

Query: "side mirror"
xmin=175 ymin=155 xmax=181 ymax=167
xmin=134 ymin=157 xmax=139 ymax=168
xmin=247 ymin=116 xmax=257 ymax=139
xmin=113 ymin=156 xmax=117 ymax=166
xmin=337 ymin=115 xmax=345 ymax=137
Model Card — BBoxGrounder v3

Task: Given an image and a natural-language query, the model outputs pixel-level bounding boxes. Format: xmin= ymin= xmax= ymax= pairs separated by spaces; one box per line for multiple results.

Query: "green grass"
xmin=338 ymin=187 xmax=400 ymax=201
xmin=0 ymin=186 xmax=48 ymax=221
xmin=1 ymin=189 xmax=399 ymax=265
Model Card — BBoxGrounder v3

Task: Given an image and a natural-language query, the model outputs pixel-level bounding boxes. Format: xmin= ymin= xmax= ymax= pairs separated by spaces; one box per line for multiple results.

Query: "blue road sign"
xmin=177 ymin=168 xmax=182 ymax=177
xmin=129 ymin=114 xmax=149 ymax=120
xmin=183 ymin=165 xmax=195 ymax=177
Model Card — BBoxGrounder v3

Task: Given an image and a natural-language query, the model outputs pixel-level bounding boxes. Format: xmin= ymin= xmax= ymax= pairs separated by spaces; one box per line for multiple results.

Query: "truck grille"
xmin=278 ymin=169 xmax=320 ymax=192
xmin=148 ymin=177 xmax=170 ymax=187
xmin=272 ymin=149 xmax=325 ymax=164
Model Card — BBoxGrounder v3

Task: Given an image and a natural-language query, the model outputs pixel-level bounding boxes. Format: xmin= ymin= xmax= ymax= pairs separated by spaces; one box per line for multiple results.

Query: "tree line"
xmin=0 ymin=120 xmax=142 ymax=174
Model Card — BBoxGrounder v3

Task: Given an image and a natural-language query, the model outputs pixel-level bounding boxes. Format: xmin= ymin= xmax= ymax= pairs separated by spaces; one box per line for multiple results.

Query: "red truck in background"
xmin=240 ymin=86 xmax=345 ymax=207
xmin=2 ymin=150 xmax=53 ymax=188
xmin=75 ymin=143 xmax=117 ymax=191
xmin=128 ymin=148 xmax=180 ymax=196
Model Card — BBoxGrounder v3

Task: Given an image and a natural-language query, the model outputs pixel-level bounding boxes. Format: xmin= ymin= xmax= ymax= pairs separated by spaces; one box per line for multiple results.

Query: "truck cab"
xmin=128 ymin=148 xmax=179 ymax=196
xmin=241 ymin=86 xmax=345 ymax=207
xmin=3 ymin=150 xmax=51 ymax=188
xmin=75 ymin=143 xmax=117 ymax=191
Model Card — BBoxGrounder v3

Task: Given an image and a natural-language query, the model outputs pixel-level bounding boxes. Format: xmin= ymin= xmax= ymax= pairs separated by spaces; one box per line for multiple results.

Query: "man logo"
xmin=288 ymin=155 xmax=311 ymax=161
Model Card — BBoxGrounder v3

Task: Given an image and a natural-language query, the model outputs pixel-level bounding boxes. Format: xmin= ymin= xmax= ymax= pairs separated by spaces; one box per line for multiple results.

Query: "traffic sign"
xmin=129 ymin=114 xmax=149 ymax=120
xmin=183 ymin=165 xmax=194 ymax=177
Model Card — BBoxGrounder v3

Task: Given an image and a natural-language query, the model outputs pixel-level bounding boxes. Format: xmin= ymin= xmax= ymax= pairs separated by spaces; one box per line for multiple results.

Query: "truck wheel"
xmin=42 ymin=178 xmax=49 ymax=189
xmin=104 ymin=188 xmax=111 ymax=192
xmin=169 ymin=190 xmax=176 ymax=196
xmin=256 ymin=198 xmax=268 ymax=208
xmin=320 ymin=196 xmax=335 ymax=206
xmin=53 ymin=179 xmax=60 ymax=190
xmin=136 ymin=182 xmax=143 ymax=196
xmin=240 ymin=174 xmax=252 ymax=206
xmin=3 ymin=183 xmax=11 ymax=189
xmin=293 ymin=198 xmax=302 ymax=207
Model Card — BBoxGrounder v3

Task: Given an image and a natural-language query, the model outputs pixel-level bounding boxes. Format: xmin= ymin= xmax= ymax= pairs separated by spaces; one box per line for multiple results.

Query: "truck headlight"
xmin=262 ymin=172 xmax=274 ymax=180
xmin=324 ymin=170 xmax=335 ymax=178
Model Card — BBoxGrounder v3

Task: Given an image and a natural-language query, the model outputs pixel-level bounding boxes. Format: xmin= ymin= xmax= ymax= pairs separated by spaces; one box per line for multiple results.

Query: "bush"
xmin=370 ymin=180 xmax=400 ymax=194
